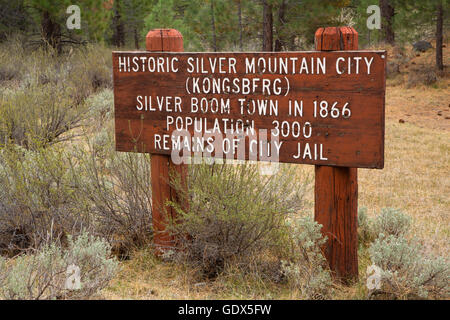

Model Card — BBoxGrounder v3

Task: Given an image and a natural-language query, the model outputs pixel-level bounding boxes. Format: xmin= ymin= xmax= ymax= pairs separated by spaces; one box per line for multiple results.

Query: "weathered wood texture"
xmin=145 ymin=29 xmax=186 ymax=254
xmin=314 ymin=27 xmax=369 ymax=282
xmin=112 ymin=49 xmax=386 ymax=168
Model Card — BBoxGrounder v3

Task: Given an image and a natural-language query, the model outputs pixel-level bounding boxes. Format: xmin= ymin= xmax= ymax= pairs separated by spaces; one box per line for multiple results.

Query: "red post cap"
xmin=315 ymin=27 xmax=358 ymax=51
xmin=146 ymin=28 xmax=184 ymax=52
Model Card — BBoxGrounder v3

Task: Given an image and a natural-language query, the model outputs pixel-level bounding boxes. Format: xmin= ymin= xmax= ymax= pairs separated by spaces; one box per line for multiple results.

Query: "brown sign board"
xmin=112 ymin=51 xmax=386 ymax=168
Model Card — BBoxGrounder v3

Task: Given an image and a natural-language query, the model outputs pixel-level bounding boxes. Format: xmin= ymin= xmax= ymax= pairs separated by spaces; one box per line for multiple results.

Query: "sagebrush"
xmin=369 ymin=234 xmax=449 ymax=299
xmin=0 ymin=232 xmax=118 ymax=300
xmin=281 ymin=217 xmax=332 ymax=299
xmin=167 ymin=161 xmax=312 ymax=277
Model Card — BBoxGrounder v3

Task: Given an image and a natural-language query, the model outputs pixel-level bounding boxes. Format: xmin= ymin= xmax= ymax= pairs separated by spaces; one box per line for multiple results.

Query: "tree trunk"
xmin=379 ymin=0 xmax=395 ymax=45
xmin=436 ymin=0 xmax=444 ymax=71
xmin=288 ymin=35 xmax=296 ymax=51
xmin=274 ymin=0 xmax=287 ymax=52
xmin=134 ymin=27 xmax=140 ymax=50
xmin=211 ymin=0 xmax=217 ymax=52
xmin=237 ymin=0 xmax=243 ymax=51
xmin=262 ymin=0 xmax=273 ymax=51
xmin=41 ymin=10 xmax=61 ymax=53
xmin=112 ymin=0 xmax=125 ymax=47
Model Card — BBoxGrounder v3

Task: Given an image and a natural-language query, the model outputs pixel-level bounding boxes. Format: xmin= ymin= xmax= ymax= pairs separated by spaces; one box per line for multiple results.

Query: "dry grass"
xmin=102 ymin=250 xmax=300 ymax=300
xmin=359 ymin=84 xmax=449 ymax=252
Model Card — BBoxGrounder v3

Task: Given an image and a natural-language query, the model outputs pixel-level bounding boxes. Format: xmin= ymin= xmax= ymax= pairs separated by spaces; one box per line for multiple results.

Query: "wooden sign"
xmin=113 ymin=51 xmax=386 ymax=169
xmin=112 ymin=27 xmax=386 ymax=282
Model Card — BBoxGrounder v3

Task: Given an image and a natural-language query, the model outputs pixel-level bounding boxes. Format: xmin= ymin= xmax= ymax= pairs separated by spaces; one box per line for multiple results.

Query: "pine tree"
xmin=435 ymin=0 xmax=444 ymax=70
xmin=121 ymin=0 xmax=154 ymax=49
xmin=271 ymin=0 xmax=350 ymax=50
xmin=143 ymin=0 xmax=201 ymax=50
xmin=262 ymin=0 xmax=273 ymax=51
xmin=111 ymin=0 xmax=125 ymax=47
xmin=210 ymin=0 xmax=217 ymax=51
xmin=236 ymin=0 xmax=244 ymax=51
xmin=0 ymin=0 xmax=30 ymax=40
xmin=23 ymin=0 xmax=112 ymax=51
xmin=379 ymin=0 xmax=395 ymax=45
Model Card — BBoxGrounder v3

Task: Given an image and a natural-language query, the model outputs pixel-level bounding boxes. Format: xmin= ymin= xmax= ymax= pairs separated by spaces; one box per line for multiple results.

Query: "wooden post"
xmin=314 ymin=27 xmax=359 ymax=282
xmin=146 ymin=29 xmax=187 ymax=255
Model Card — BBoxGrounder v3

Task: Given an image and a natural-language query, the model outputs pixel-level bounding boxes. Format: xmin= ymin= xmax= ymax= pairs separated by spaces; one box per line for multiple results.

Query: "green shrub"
xmin=407 ymin=64 xmax=438 ymax=88
xmin=85 ymin=88 xmax=114 ymax=125
xmin=0 ymin=136 xmax=153 ymax=258
xmin=0 ymin=39 xmax=111 ymax=93
xmin=0 ymin=114 xmax=152 ymax=259
xmin=369 ymin=234 xmax=449 ymax=299
xmin=0 ymin=256 xmax=5 ymax=282
xmin=281 ymin=216 xmax=332 ymax=299
xmin=69 ymin=133 xmax=153 ymax=257
xmin=168 ymin=162 xmax=312 ymax=277
xmin=358 ymin=207 xmax=376 ymax=246
xmin=372 ymin=208 xmax=411 ymax=238
xmin=0 ymin=232 xmax=118 ymax=300
xmin=0 ymin=37 xmax=24 ymax=83
xmin=65 ymin=45 xmax=112 ymax=102
xmin=63 ymin=233 xmax=119 ymax=298
xmin=0 ymin=144 xmax=89 ymax=255
xmin=0 ymin=39 xmax=145 ymax=259
xmin=0 ymin=61 xmax=20 ymax=82
xmin=0 ymin=41 xmax=111 ymax=148
xmin=0 ymin=83 xmax=87 ymax=148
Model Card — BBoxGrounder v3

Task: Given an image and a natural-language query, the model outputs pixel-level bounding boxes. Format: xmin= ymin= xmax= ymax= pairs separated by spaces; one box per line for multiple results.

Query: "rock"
xmin=413 ymin=40 xmax=432 ymax=52
xmin=437 ymin=111 xmax=442 ymax=116
xmin=194 ymin=282 xmax=207 ymax=287
xmin=399 ymin=119 xmax=405 ymax=123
